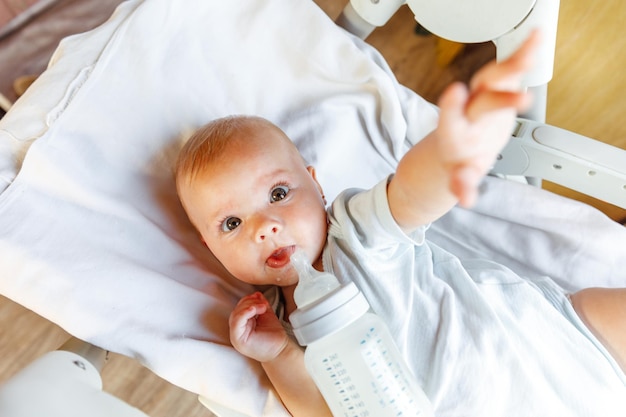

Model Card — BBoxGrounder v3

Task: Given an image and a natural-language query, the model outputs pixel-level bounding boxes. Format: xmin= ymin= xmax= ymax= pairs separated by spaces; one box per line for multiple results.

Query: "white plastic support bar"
xmin=0 ymin=338 xmax=149 ymax=417
xmin=336 ymin=1 xmax=377 ymax=39
xmin=493 ymin=0 xmax=560 ymax=88
xmin=493 ymin=119 xmax=626 ymax=209
xmin=348 ymin=0 xmax=406 ymax=28
xmin=406 ymin=0 xmax=535 ymax=43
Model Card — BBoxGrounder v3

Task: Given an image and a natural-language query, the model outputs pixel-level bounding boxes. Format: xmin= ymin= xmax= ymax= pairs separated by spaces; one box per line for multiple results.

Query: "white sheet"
xmin=1 ymin=0 xmax=625 ymax=415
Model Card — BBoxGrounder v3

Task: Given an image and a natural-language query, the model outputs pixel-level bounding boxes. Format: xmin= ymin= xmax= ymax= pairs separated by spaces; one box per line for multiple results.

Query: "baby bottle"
xmin=289 ymin=251 xmax=434 ymax=417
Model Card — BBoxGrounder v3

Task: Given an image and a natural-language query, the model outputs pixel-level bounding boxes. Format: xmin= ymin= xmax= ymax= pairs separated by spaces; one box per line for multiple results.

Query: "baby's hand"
xmin=436 ymin=30 xmax=541 ymax=207
xmin=229 ymin=292 xmax=289 ymax=363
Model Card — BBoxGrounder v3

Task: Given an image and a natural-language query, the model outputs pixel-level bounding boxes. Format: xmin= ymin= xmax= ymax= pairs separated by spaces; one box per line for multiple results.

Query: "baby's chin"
xmin=265 ymin=266 xmax=298 ymax=287
xmin=229 ymin=262 xmax=296 ymax=287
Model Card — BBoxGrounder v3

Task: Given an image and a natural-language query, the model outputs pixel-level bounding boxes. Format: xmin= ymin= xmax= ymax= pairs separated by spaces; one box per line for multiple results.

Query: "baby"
xmin=176 ymin=32 xmax=626 ymax=416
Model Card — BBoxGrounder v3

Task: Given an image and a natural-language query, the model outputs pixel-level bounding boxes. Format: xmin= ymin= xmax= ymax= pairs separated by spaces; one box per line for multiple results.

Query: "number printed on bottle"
xmin=307 ymin=313 xmax=432 ymax=417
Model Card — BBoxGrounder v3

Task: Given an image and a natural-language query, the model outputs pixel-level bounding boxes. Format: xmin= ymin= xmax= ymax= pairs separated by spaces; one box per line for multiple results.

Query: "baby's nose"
xmin=256 ymin=218 xmax=281 ymax=242
xmin=258 ymin=227 xmax=278 ymax=241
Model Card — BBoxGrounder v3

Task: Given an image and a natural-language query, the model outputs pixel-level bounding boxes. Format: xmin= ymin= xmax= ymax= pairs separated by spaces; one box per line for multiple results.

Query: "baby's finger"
xmin=450 ymin=165 xmax=482 ymax=208
xmin=437 ymin=82 xmax=469 ymax=134
xmin=471 ymin=29 xmax=541 ymax=92
xmin=503 ymin=29 xmax=542 ymax=71
xmin=439 ymin=81 xmax=469 ymax=111
xmin=465 ymin=90 xmax=532 ymax=122
xmin=229 ymin=303 xmax=268 ymax=344
xmin=230 ymin=294 xmax=268 ymax=323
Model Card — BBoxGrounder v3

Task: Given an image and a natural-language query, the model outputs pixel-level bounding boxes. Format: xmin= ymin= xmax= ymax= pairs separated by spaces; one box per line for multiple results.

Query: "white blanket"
xmin=1 ymin=0 xmax=625 ymax=415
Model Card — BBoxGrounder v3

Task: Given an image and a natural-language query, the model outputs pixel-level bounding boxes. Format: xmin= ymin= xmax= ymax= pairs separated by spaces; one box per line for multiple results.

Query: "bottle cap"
xmin=290 ymin=282 xmax=370 ymax=346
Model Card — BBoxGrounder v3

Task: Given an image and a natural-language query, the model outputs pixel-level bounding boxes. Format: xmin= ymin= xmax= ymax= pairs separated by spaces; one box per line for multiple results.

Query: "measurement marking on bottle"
xmin=314 ymin=320 xmax=429 ymax=417
xmin=361 ymin=327 xmax=421 ymax=416
xmin=322 ymin=355 xmax=368 ymax=417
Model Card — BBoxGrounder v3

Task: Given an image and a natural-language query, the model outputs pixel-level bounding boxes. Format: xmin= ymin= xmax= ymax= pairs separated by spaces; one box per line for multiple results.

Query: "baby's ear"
xmin=307 ymin=166 xmax=326 ymax=204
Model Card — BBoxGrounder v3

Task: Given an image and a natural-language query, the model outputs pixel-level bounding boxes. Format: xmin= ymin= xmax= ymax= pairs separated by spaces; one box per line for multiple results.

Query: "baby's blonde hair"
xmin=176 ymin=115 xmax=288 ymax=186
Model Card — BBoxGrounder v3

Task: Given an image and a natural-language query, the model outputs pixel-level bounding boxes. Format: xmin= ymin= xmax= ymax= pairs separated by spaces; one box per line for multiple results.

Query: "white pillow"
xmin=0 ymin=0 xmax=437 ymax=414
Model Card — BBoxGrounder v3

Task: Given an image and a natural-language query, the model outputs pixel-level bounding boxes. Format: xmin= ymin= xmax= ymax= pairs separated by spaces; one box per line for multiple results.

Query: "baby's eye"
xmin=270 ymin=185 xmax=289 ymax=203
xmin=221 ymin=216 xmax=242 ymax=232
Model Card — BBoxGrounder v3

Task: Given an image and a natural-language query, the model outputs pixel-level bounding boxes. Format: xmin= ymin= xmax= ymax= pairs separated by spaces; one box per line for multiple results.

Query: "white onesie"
xmin=319 ymin=177 xmax=626 ymax=416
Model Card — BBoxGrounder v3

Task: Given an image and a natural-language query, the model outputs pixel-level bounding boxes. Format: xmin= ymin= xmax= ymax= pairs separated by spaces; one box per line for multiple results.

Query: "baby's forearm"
xmin=388 ymin=32 xmax=539 ymax=232
xmin=262 ymin=339 xmax=332 ymax=416
xmin=388 ymin=130 xmax=458 ymax=231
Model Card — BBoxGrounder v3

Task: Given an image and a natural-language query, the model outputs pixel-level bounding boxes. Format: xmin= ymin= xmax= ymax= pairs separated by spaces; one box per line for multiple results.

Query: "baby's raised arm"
xmin=387 ymin=31 xmax=541 ymax=232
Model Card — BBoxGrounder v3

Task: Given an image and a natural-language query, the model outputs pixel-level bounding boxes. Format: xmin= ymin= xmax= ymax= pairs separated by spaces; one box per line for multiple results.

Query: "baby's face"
xmin=179 ymin=124 xmax=328 ymax=288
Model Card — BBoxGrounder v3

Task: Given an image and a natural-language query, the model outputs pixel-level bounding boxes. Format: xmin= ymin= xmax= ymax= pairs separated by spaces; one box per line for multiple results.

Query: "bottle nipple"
xmin=291 ymin=249 xmax=340 ymax=308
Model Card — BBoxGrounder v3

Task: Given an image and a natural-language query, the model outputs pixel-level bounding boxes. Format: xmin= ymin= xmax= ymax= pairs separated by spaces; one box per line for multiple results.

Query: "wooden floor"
xmin=1 ymin=1 xmax=625 ymax=416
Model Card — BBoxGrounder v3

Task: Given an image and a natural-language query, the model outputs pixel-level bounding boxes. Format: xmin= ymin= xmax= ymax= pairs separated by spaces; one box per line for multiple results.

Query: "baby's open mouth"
xmin=266 ymin=245 xmax=296 ymax=268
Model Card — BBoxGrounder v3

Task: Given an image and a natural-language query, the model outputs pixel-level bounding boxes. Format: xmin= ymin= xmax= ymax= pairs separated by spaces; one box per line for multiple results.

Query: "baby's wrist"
xmin=261 ymin=337 xmax=298 ymax=365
